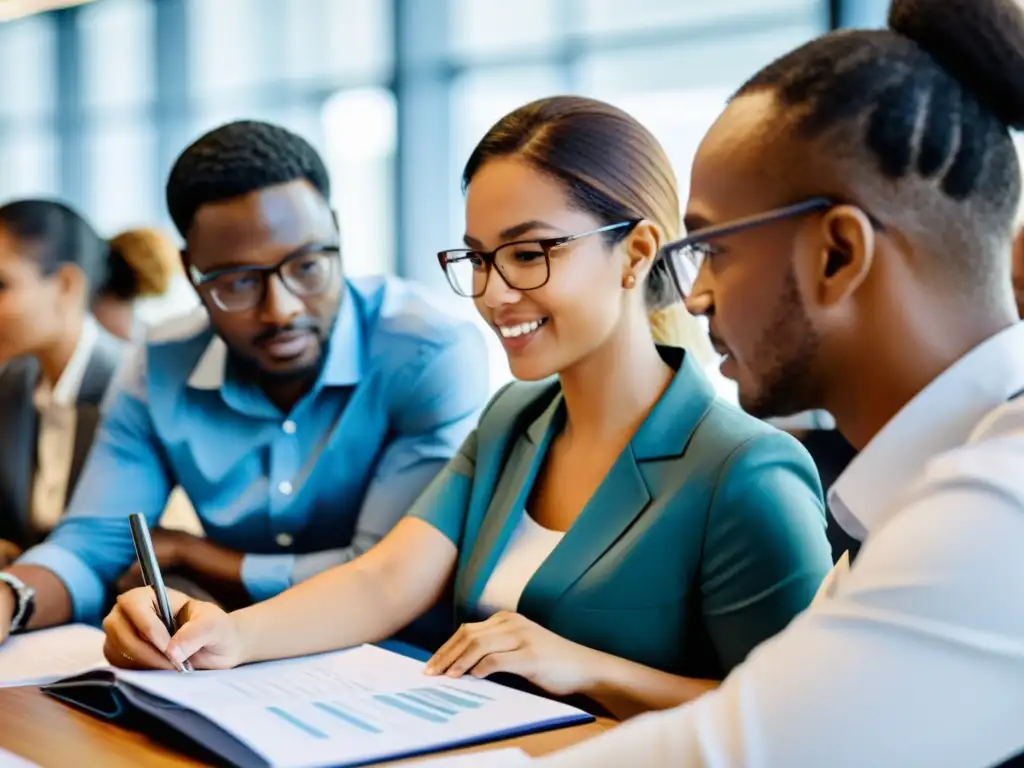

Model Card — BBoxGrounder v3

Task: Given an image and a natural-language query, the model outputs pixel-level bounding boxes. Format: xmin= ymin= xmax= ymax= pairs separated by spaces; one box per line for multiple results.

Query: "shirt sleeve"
xmin=700 ymin=431 xmax=834 ymax=671
xmin=18 ymin=348 xmax=174 ymax=624
xmin=241 ymin=327 xmax=490 ymax=600
xmin=535 ymin=467 xmax=1024 ymax=767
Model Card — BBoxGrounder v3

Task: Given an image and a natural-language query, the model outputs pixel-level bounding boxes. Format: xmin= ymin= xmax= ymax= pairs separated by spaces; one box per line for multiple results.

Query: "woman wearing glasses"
xmin=104 ymin=96 xmax=832 ymax=718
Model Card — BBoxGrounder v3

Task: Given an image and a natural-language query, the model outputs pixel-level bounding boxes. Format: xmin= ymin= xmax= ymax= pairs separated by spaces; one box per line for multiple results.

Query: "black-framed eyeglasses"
xmin=658 ymin=196 xmax=883 ymax=299
xmin=437 ymin=221 xmax=638 ymax=298
xmin=187 ymin=244 xmax=341 ymax=312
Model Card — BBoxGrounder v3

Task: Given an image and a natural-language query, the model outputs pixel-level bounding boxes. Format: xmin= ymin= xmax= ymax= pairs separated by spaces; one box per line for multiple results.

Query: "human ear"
xmin=621 ymin=220 xmax=661 ymax=285
xmin=812 ymin=205 xmax=875 ymax=307
xmin=54 ymin=263 xmax=86 ymax=303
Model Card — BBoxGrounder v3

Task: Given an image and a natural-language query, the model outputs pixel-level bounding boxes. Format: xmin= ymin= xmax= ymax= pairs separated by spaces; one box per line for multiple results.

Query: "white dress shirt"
xmin=537 ymin=322 xmax=1024 ymax=768
xmin=476 ymin=511 xmax=564 ymax=616
xmin=30 ymin=316 xmax=98 ymax=533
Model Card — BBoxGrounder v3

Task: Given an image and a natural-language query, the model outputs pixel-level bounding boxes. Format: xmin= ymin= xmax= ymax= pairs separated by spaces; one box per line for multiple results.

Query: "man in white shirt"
xmin=537 ymin=0 xmax=1024 ymax=765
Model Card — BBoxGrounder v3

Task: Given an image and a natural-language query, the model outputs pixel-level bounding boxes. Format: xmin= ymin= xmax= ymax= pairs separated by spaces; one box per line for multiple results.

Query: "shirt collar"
xmin=187 ymin=284 xmax=362 ymax=391
xmin=37 ymin=314 xmax=100 ymax=407
xmin=829 ymin=321 xmax=1024 ymax=540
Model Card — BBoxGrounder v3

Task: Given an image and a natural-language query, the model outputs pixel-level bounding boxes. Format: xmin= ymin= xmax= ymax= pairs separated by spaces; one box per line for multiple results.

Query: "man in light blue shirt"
xmin=0 ymin=120 xmax=488 ymax=638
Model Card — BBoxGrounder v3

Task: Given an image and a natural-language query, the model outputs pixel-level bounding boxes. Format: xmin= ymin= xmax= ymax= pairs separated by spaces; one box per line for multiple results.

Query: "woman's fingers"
xmin=165 ymin=601 xmax=238 ymax=670
xmin=426 ymin=624 xmax=472 ymax=674
xmin=102 ymin=605 xmax=176 ymax=671
xmin=426 ymin=619 xmax=520 ymax=678
xmin=113 ymin=588 xmax=173 ymax=652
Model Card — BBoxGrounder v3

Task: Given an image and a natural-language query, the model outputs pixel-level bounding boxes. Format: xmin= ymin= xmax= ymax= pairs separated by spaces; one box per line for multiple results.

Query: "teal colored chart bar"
xmin=417 ymin=687 xmax=483 ymax=709
xmin=440 ymin=683 xmax=493 ymax=701
xmin=374 ymin=694 xmax=448 ymax=723
xmin=397 ymin=692 xmax=457 ymax=716
xmin=266 ymin=706 xmax=329 ymax=739
xmin=313 ymin=702 xmax=382 ymax=734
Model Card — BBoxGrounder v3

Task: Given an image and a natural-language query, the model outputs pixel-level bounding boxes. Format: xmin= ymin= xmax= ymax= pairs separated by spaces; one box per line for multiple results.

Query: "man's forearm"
xmin=179 ymin=539 xmax=248 ymax=610
xmin=5 ymin=564 xmax=73 ymax=629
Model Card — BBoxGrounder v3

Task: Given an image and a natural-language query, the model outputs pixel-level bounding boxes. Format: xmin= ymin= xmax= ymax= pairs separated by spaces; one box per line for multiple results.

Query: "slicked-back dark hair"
xmin=734 ymin=0 xmax=1024 ymax=281
xmin=166 ymin=120 xmax=331 ymax=238
xmin=0 ymin=199 xmax=109 ymax=295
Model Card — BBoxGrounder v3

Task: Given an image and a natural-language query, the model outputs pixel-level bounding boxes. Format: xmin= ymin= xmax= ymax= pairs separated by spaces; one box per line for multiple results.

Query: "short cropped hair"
xmin=734 ymin=0 xmax=1024 ymax=288
xmin=166 ymin=120 xmax=331 ymax=237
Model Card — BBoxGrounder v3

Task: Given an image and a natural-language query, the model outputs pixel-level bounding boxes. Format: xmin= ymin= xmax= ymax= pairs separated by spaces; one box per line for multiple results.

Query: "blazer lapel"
xmin=519 ymin=348 xmax=717 ymax=626
xmin=0 ymin=359 xmax=39 ymax=546
xmin=66 ymin=326 xmax=124 ymax=511
xmin=456 ymin=394 xmax=564 ymax=619
xmin=77 ymin=324 xmax=123 ymax=406
xmin=66 ymin=405 xmax=99 ymax=503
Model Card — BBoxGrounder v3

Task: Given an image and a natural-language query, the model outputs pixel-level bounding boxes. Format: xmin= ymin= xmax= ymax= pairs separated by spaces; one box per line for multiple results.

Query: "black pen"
xmin=128 ymin=513 xmax=193 ymax=672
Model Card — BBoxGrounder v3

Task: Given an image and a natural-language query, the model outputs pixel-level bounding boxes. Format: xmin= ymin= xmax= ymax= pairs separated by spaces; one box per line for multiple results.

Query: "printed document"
xmin=0 ymin=624 xmax=107 ymax=687
xmin=115 ymin=644 xmax=585 ymax=768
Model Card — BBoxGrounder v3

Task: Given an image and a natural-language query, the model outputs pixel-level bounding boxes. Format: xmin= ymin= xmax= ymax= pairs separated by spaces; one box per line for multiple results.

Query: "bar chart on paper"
xmin=117 ymin=644 xmax=590 ymax=768
xmin=264 ymin=682 xmax=496 ymax=739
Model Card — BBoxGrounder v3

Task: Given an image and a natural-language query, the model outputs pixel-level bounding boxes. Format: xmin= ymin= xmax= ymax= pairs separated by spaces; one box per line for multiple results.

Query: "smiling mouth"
xmin=496 ymin=318 xmax=548 ymax=339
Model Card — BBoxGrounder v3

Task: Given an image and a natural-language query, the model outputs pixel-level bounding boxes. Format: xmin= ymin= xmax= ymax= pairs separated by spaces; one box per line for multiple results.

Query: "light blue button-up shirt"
xmin=20 ymin=276 xmax=489 ymax=624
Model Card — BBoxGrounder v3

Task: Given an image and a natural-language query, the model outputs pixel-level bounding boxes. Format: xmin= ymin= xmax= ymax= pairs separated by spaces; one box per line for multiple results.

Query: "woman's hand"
xmin=425 ymin=611 xmax=603 ymax=697
xmin=102 ymin=587 xmax=245 ymax=671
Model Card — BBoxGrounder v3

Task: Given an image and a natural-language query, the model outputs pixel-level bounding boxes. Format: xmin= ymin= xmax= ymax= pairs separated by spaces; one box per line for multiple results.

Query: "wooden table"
xmin=0 ymin=686 xmax=613 ymax=767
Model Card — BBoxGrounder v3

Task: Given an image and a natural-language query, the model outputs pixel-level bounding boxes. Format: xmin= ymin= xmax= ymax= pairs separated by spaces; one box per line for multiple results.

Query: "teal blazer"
xmin=411 ymin=347 xmax=833 ymax=679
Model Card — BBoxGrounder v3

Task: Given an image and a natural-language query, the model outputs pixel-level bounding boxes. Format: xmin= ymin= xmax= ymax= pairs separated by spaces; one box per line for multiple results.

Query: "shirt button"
xmin=275 ymin=532 xmax=294 ymax=548
xmin=282 ymin=420 xmax=296 ymax=435
xmin=278 ymin=480 xmax=293 ymax=496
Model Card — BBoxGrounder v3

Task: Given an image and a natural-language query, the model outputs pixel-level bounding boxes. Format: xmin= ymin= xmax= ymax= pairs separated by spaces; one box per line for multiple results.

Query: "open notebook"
xmin=42 ymin=643 xmax=591 ymax=768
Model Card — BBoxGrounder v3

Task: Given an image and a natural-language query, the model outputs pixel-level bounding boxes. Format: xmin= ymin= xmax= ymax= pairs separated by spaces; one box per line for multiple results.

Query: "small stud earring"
xmin=623 ymin=274 xmax=637 ymax=289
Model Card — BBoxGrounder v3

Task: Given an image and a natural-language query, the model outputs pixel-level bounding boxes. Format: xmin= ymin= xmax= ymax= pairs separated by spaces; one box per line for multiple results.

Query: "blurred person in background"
xmin=0 ymin=120 xmax=489 ymax=645
xmin=103 ymin=96 xmax=831 ymax=721
xmin=92 ymin=227 xmax=198 ymax=339
xmin=0 ymin=200 xmax=123 ymax=567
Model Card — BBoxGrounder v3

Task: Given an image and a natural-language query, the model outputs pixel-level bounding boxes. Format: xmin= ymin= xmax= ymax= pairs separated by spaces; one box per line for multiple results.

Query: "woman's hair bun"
xmin=889 ymin=0 xmax=1024 ymax=130
xmin=104 ymin=228 xmax=181 ymax=299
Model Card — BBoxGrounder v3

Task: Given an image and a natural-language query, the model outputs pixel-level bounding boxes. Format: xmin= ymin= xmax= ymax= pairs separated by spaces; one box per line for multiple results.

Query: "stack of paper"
xmin=0 ymin=624 xmax=107 ymax=687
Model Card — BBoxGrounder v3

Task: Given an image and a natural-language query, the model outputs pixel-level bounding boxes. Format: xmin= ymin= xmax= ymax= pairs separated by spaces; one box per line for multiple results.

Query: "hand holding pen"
xmin=127 ymin=513 xmax=193 ymax=672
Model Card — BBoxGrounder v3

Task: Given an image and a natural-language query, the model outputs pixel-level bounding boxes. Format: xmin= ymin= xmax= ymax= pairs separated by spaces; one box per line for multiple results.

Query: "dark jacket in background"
xmin=0 ymin=326 xmax=123 ymax=549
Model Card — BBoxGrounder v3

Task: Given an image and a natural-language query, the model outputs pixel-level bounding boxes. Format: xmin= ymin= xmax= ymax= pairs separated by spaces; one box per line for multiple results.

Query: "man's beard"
xmin=740 ymin=267 xmax=823 ymax=420
xmin=229 ymin=311 xmax=338 ymax=386
xmin=228 ymin=339 xmax=325 ymax=384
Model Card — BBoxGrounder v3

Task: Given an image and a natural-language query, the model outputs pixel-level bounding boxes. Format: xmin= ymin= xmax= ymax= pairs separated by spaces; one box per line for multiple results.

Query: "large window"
xmin=322 ymin=88 xmax=397 ymax=278
xmin=0 ymin=129 xmax=59 ymax=202
xmin=0 ymin=14 xmax=58 ymax=202
xmin=450 ymin=0 xmax=565 ymax=61
xmin=78 ymin=0 xmax=158 ymax=231
xmin=0 ymin=0 xmax=828 ymax=403
xmin=579 ymin=0 xmax=823 ymax=33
